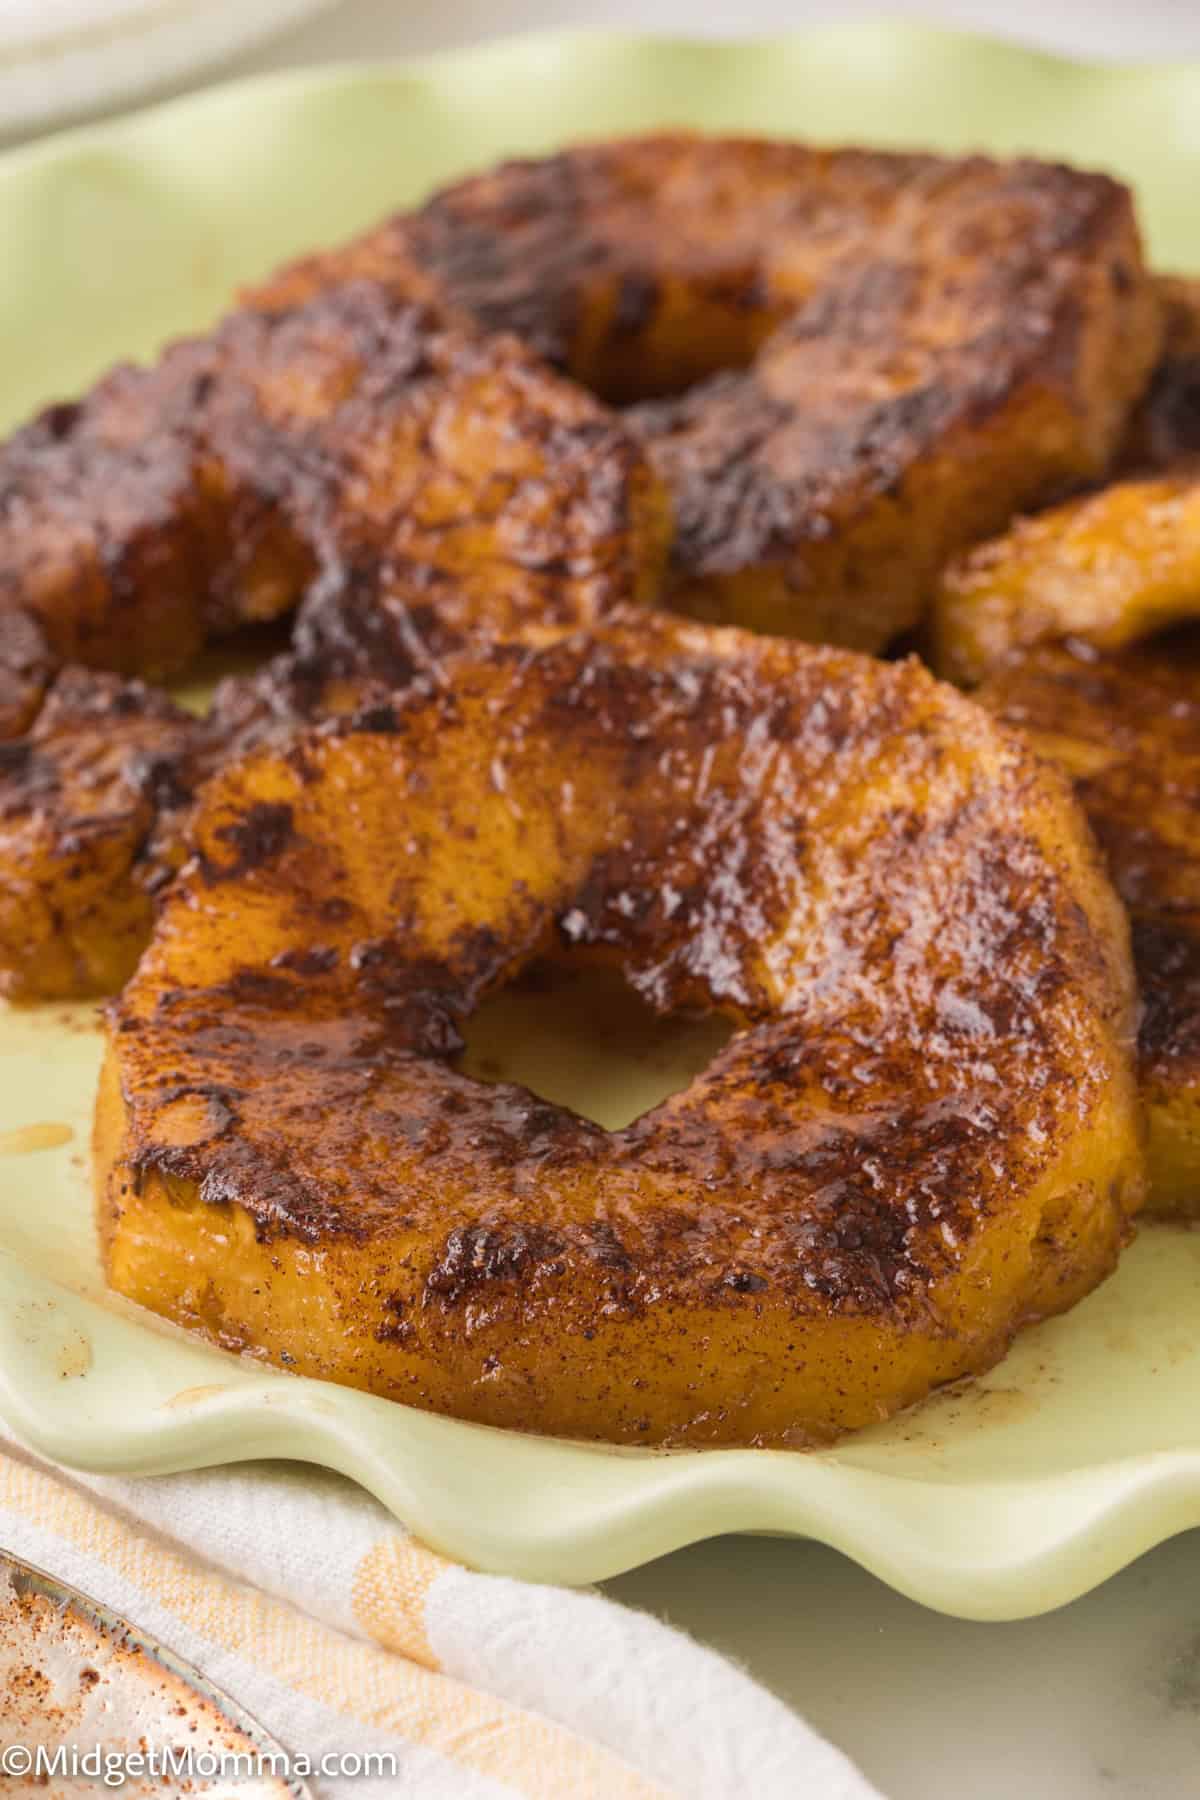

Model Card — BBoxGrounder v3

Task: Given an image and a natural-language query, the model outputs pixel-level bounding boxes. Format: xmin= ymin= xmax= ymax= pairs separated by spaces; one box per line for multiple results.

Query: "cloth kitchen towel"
xmin=0 ymin=1432 xmax=881 ymax=1799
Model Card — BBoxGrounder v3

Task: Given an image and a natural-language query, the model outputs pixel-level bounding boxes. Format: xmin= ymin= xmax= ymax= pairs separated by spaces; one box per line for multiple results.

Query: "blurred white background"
xmin=265 ymin=0 xmax=1200 ymax=64
xmin=6 ymin=0 xmax=1200 ymax=139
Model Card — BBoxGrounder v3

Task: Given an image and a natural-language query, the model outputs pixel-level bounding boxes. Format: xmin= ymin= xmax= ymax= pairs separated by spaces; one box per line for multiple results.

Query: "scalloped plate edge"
xmin=3 ymin=1250 xmax=1200 ymax=1616
xmin=2 ymin=27 xmax=1200 ymax=1614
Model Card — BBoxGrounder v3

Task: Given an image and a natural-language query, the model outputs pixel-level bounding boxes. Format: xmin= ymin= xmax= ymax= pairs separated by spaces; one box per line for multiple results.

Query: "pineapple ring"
xmin=97 ymin=614 xmax=1144 ymax=1447
xmin=256 ymin=135 xmax=1161 ymax=653
xmin=391 ymin=134 xmax=1160 ymax=649
xmin=932 ymin=468 xmax=1200 ymax=686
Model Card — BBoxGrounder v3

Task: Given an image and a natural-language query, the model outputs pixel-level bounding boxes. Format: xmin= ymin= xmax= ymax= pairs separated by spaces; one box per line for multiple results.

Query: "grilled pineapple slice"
xmin=401 ymin=135 xmax=1160 ymax=648
xmin=0 ymin=279 xmax=668 ymax=683
xmin=0 ymin=133 xmax=1161 ymax=681
xmin=1120 ymin=275 xmax=1200 ymax=470
xmin=257 ymin=135 xmax=1162 ymax=650
xmin=0 ymin=611 xmax=52 ymax=740
xmin=0 ymin=670 xmax=206 ymax=1000
xmin=979 ymin=635 xmax=1200 ymax=1215
xmin=937 ymin=462 xmax=1200 ymax=1213
xmin=0 ymin=638 xmax=402 ymax=1002
xmin=99 ymin=614 xmax=1143 ymax=1447
xmin=932 ymin=469 xmax=1200 ymax=684
xmin=0 ymin=271 xmax=670 ymax=1001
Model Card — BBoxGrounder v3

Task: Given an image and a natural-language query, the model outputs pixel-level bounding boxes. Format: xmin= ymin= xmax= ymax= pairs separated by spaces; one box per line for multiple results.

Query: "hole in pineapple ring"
xmin=457 ymin=960 xmax=734 ymax=1132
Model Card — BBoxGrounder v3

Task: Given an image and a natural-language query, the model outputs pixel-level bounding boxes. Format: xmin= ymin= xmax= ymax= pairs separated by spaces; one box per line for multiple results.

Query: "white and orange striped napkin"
xmin=0 ymin=1433 xmax=880 ymax=1798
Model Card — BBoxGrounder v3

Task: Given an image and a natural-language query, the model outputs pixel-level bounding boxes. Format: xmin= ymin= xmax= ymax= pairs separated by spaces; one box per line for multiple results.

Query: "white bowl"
xmin=0 ymin=0 xmax=336 ymax=135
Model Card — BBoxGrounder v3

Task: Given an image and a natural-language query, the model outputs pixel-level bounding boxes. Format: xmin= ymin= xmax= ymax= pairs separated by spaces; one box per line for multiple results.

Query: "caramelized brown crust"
xmin=403 ymin=136 xmax=1160 ymax=646
xmin=0 ymin=343 xmax=301 ymax=680
xmin=0 ymin=552 xmax=516 ymax=1005
xmin=0 ymin=633 xmax=406 ymax=1002
xmin=99 ymin=614 xmax=1143 ymax=1446
xmin=0 ymin=611 xmax=53 ymax=739
xmin=932 ymin=466 xmax=1200 ymax=684
xmin=1119 ymin=275 xmax=1200 ymax=471
xmin=0 ymin=669 xmax=207 ymax=1000
xmin=1156 ymin=276 xmax=1200 ymax=358
xmin=0 ymin=279 xmax=668 ymax=681
xmin=0 ymin=271 xmax=671 ymax=999
xmin=4 ymin=134 xmax=1155 ymax=681
xmin=978 ymin=635 xmax=1200 ymax=1215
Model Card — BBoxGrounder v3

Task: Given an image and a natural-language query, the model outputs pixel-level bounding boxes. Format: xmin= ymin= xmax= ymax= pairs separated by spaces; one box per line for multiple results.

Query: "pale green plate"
xmin=2 ymin=25 xmax=1200 ymax=1617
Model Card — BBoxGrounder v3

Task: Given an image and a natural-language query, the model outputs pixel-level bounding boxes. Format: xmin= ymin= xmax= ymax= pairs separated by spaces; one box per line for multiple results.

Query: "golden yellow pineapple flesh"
xmin=99 ymin=615 xmax=1143 ymax=1448
xmin=402 ymin=135 xmax=1161 ymax=650
xmin=979 ymin=634 xmax=1200 ymax=1217
xmin=933 ymin=469 xmax=1200 ymax=685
